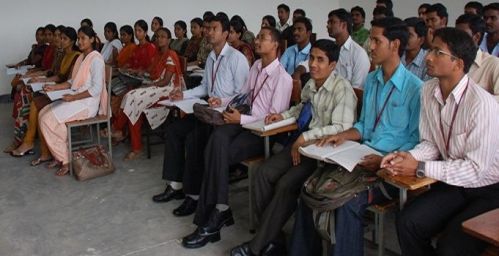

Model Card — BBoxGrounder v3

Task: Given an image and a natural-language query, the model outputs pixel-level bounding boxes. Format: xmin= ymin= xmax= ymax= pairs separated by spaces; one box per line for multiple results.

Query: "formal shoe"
xmin=152 ymin=185 xmax=185 ymax=203
xmin=173 ymin=197 xmax=198 ymax=217
xmin=261 ymin=242 xmax=287 ymax=256
xmin=181 ymin=227 xmax=221 ymax=249
xmin=198 ymin=208 xmax=235 ymax=236
xmin=230 ymin=242 xmax=256 ymax=256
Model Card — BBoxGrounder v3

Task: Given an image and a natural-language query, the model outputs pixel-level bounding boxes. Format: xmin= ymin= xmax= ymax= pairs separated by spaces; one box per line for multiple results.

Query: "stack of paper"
xmin=242 ymin=117 xmax=296 ymax=132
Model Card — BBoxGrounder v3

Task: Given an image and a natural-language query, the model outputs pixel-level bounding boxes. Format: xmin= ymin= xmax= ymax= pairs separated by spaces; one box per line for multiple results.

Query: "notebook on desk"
xmin=242 ymin=117 xmax=297 ymax=132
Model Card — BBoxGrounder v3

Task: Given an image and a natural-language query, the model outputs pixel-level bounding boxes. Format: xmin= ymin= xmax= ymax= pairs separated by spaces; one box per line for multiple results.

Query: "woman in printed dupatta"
xmin=111 ymin=27 xmax=183 ymax=160
xmin=39 ymin=26 xmax=107 ymax=176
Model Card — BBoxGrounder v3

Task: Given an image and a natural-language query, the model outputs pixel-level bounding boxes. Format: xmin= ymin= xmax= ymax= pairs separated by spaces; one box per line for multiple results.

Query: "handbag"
xmin=193 ymin=93 xmax=251 ymax=126
xmin=72 ymin=145 xmax=115 ymax=181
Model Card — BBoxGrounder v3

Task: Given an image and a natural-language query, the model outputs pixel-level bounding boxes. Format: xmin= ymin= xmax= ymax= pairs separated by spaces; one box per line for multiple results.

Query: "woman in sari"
xmin=11 ymin=27 xmax=81 ymax=163
xmin=116 ymin=25 xmax=137 ymax=68
xmin=227 ymin=19 xmax=255 ymax=66
xmin=39 ymin=26 xmax=107 ymax=176
xmin=111 ymin=27 xmax=183 ymax=160
xmin=101 ymin=22 xmax=123 ymax=65
xmin=183 ymin=18 xmax=203 ymax=62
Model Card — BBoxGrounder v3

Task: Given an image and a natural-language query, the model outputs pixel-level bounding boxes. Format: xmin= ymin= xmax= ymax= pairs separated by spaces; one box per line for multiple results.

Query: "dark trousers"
xmin=161 ymin=115 xmax=210 ymax=195
xmin=249 ymin=146 xmax=317 ymax=253
xmin=193 ymin=124 xmax=264 ymax=226
xmin=397 ymin=182 xmax=499 ymax=256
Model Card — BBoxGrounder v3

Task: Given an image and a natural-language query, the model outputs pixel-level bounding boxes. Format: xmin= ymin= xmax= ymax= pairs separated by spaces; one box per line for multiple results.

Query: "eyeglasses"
xmin=428 ymin=48 xmax=459 ymax=59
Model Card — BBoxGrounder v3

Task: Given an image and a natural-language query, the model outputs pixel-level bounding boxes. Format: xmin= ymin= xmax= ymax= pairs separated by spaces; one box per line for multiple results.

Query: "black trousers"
xmin=249 ymin=146 xmax=317 ymax=253
xmin=193 ymin=124 xmax=264 ymax=226
xmin=161 ymin=115 xmax=211 ymax=195
xmin=397 ymin=182 xmax=499 ymax=256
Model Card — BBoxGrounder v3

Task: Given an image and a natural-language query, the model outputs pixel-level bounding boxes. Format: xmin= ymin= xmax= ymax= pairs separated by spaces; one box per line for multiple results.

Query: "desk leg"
xmin=264 ymin=137 xmax=270 ymax=159
xmin=399 ymin=188 xmax=408 ymax=210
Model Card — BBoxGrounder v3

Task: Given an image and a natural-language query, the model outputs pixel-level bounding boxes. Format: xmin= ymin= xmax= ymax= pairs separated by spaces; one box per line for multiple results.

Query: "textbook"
xmin=46 ymin=89 xmax=74 ymax=101
xmin=242 ymin=117 xmax=296 ymax=132
xmin=157 ymin=97 xmax=207 ymax=114
xmin=299 ymin=141 xmax=382 ymax=172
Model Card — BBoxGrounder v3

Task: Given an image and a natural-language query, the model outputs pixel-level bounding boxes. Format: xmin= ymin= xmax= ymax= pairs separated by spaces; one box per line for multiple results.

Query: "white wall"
xmin=0 ymin=0 xmax=339 ymax=95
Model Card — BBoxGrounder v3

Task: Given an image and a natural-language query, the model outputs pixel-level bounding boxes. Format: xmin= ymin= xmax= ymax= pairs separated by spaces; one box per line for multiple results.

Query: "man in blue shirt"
xmin=280 ymin=16 xmax=312 ymax=74
xmin=289 ymin=17 xmax=422 ymax=256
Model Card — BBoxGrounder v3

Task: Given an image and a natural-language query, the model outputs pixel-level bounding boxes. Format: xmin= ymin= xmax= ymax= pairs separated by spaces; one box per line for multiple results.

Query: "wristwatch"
xmin=416 ymin=161 xmax=426 ymax=178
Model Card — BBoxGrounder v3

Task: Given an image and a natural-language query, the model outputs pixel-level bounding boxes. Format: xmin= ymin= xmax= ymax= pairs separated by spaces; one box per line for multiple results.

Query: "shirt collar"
xmin=310 ymin=72 xmax=337 ymax=92
xmin=209 ymin=42 xmax=230 ymax=61
xmin=294 ymin=42 xmax=312 ymax=55
xmin=342 ymin=36 xmax=353 ymax=51
xmin=401 ymin=48 xmax=427 ymax=67
xmin=257 ymin=58 xmax=281 ymax=76
xmin=433 ymin=75 xmax=470 ymax=105
xmin=375 ymin=63 xmax=407 ymax=91
xmin=473 ymin=49 xmax=483 ymax=68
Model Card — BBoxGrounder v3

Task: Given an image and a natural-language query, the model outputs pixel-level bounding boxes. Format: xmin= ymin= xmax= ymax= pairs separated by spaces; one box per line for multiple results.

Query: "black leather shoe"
xmin=181 ymin=227 xmax=221 ymax=249
xmin=152 ymin=185 xmax=185 ymax=203
xmin=199 ymin=208 xmax=235 ymax=236
xmin=261 ymin=242 xmax=287 ymax=256
xmin=173 ymin=197 xmax=198 ymax=217
xmin=230 ymin=242 xmax=256 ymax=256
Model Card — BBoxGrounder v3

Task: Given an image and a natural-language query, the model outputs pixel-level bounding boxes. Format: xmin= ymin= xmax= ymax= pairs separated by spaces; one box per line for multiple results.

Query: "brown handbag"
xmin=72 ymin=145 xmax=115 ymax=181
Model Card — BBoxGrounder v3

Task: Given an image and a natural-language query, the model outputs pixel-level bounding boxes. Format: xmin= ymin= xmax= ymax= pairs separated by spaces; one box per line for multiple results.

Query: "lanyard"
xmin=211 ymin=56 xmax=224 ymax=93
xmin=439 ymin=78 xmax=469 ymax=158
xmin=372 ymin=82 xmax=396 ymax=131
xmin=251 ymin=71 xmax=270 ymax=103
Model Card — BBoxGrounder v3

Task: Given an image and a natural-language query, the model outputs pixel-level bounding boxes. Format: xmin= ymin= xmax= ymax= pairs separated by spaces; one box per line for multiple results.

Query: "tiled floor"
xmin=0 ymin=102 xmax=401 ymax=256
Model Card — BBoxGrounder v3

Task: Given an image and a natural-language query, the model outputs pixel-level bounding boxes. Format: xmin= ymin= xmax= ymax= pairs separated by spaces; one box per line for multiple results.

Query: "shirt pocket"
xmin=386 ymin=104 xmax=409 ymax=129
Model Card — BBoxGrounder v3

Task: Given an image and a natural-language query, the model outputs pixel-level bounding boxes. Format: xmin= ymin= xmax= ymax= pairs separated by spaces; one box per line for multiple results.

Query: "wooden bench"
xmin=462 ymin=208 xmax=499 ymax=256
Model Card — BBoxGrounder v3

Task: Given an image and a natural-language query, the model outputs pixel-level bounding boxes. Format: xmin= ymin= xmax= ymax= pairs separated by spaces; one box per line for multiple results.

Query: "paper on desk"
xmin=46 ymin=89 xmax=74 ymax=101
xmin=29 ymin=82 xmax=55 ymax=92
xmin=157 ymin=97 xmax=207 ymax=114
xmin=242 ymin=117 xmax=296 ymax=132
xmin=186 ymin=65 xmax=203 ymax=72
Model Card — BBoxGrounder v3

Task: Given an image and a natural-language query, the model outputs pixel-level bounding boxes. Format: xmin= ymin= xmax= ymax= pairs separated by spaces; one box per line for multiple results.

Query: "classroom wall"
xmin=0 ymin=0 xmax=339 ymax=96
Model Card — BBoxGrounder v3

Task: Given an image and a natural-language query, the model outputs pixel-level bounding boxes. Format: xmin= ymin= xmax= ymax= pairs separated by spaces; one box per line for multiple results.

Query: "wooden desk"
xmin=377 ymin=169 xmax=437 ymax=209
xmin=250 ymin=123 xmax=298 ymax=158
xmin=463 ymin=208 xmax=499 ymax=248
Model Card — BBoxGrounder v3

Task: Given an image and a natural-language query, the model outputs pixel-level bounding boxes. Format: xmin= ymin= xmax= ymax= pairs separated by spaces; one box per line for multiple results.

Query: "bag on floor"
xmin=72 ymin=145 xmax=115 ymax=181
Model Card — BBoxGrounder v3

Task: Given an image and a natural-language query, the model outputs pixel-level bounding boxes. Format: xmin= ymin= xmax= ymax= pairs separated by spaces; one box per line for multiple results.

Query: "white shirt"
xmin=479 ymin=33 xmax=499 ymax=57
xmin=101 ymin=39 xmax=123 ymax=63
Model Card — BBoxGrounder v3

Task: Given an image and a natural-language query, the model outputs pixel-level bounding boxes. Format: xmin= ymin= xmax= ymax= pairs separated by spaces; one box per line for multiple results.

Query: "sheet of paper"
xmin=29 ymin=82 xmax=55 ymax=92
xmin=186 ymin=65 xmax=203 ymax=72
xmin=157 ymin=97 xmax=206 ymax=114
xmin=6 ymin=65 xmax=34 ymax=75
xmin=242 ymin=117 xmax=296 ymax=132
xmin=326 ymin=144 xmax=382 ymax=172
xmin=299 ymin=141 xmax=360 ymax=162
xmin=46 ymin=89 xmax=74 ymax=101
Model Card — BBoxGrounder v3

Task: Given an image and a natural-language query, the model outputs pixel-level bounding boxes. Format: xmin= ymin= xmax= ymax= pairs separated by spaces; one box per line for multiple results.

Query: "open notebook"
xmin=46 ymin=89 xmax=75 ymax=101
xmin=242 ymin=117 xmax=296 ymax=132
xmin=299 ymin=141 xmax=382 ymax=172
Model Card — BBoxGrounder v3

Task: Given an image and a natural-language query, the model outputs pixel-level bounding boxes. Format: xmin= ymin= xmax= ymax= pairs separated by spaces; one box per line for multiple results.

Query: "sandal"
xmin=124 ymin=151 xmax=141 ymax=161
xmin=31 ymin=157 xmax=54 ymax=166
xmin=55 ymin=164 xmax=70 ymax=176
xmin=10 ymin=147 xmax=35 ymax=157
xmin=46 ymin=160 xmax=61 ymax=169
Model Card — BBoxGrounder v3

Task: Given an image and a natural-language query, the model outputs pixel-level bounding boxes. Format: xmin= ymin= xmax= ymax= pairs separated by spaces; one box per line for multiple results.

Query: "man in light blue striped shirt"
xmin=402 ymin=17 xmax=432 ymax=81
xmin=280 ymin=17 xmax=312 ymax=75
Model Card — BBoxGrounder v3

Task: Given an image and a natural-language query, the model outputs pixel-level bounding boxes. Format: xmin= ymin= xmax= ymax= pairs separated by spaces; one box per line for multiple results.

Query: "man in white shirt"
xmin=276 ymin=4 xmax=290 ymax=33
xmin=381 ymin=28 xmax=499 ymax=256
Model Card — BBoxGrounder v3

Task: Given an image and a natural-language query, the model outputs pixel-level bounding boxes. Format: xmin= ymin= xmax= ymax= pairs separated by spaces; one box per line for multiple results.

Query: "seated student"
xmin=227 ymin=18 xmax=255 ymax=66
xmin=170 ymin=20 xmax=189 ymax=55
xmin=13 ymin=27 xmax=80 ymax=164
xmin=101 ymin=22 xmax=123 ymax=65
xmin=480 ymin=3 xmax=499 ymax=57
xmin=110 ymin=19 xmax=156 ymax=97
xmin=289 ymin=17 xmax=422 ymax=256
xmin=276 ymin=4 xmax=291 ymax=33
xmin=402 ymin=17 xmax=431 ymax=81
xmin=190 ymin=15 xmax=213 ymax=67
xmin=231 ymin=39 xmax=358 ymax=256
xmin=183 ymin=18 xmax=203 ymax=62
xmin=362 ymin=6 xmax=394 ymax=66
xmin=151 ymin=14 xmax=249 ymax=211
xmin=80 ymin=18 xmax=103 ymax=50
xmin=418 ymin=3 xmax=431 ymax=19
xmin=282 ymin=8 xmax=307 ymax=47
xmin=230 ymin=15 xmax=255 ymax=46
xmin=14 ymin=27 xmax=47 ymax=69
xmin=110 ymin=28 xmax=183 ymax=160
xmin=39 ymin=26 xmax=107 ymax=176
xmin=150 ymin=16 xmax=163 ymax=44
xmin=456 ymin=13 xmax=499 ymax=102
xmin=425 ymin=3 xmax=448 ymax=48
xmin=351 ymin=6 xmax=370 ymax=46
xmin=464 ymin=1 xmax=483 ymax=16
xmin=261 ymin=15 xmax=276 ymax=28
xmin=381 ymin=27 xmax=499 ymax=256
xmin=116 ymin=25 xmax=137 ymax=68
xmin=181 ymin=27 xmax=293 ymax=249
xmin=280 ymin=17 xmax=312 ymax=75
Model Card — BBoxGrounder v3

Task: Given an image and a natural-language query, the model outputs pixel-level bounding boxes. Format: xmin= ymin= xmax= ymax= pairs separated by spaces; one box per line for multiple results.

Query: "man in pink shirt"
xmin=180 ymin=26 xmax=293 ymax=249
xmin=381 ymin=28 xmax=499 ymax=256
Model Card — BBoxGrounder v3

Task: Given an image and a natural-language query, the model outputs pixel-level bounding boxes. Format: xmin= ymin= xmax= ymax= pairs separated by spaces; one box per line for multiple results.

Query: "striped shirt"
xmin=401 ymin=48 xmax=432 ymax=82
xmin=409 ymin=75 xmax=499 ymax=188
xmin=281 ymin=72 xmax=357 ymax=142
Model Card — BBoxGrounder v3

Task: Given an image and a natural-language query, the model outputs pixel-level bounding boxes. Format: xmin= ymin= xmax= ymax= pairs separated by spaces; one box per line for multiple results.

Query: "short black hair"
xmin=153 ymin=16 xmax=164 ymax=27
xmin=312 ymin=39 xmax=340 ymax=63
xmin=191 ymin=17 xmax=203 ymax=27
xmin=373 ymin=6 xmax=394 ymax=18
xmin=433 ymin=28 xmax=477 ymax=73
xmin=456 ymin=13 xmax=486 ymax=43
xmin=262 ymin=15 xmax=277 ymax=28
xmin=36 ymin=27 xmax=45 ymax=34
xmin=260 ymin=26 xmax=281 ymax=42
xmin=351 ymin=6 xmax=366 ymax=19
xmin=277 ymin=4 xmax=290 ymax=13
xmin=371 ymin=17 xmax=409 ymax=57
xmin=426 ymin=3 xmax=448 ymax=20
xmin=293 ymin=16 xmax=312 ymax=32
xmin=465 ymin=1 xmax=484 ymax=16
xmin=294 ymin=9 xmax=306 ymax=17
xmin=208 ymin=13 xmax=230 ymax=33
xmin=376 ymin=0 xmax=393 ymax=10
xmin=484 ymin=3 xmax=499 ymax=13
xmin=203 ymin=11 xmax=215 ymax=20
xmin=419 ymin=3 xmax=431 ymax=10
xmin=329 ymin=9 xmax=353 ymax=35
xmin=45 ymin=24 xmax=56 ymax=33
xmin=404 ymin=17 xmax=427 ymax=37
